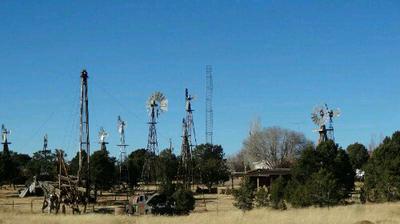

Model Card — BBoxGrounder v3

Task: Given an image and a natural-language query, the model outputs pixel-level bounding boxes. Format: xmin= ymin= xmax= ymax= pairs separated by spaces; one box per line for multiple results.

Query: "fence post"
xmin=12 ymin=200 xmax=14 ymax=211
xmin=31 ymin=200 xmax=33 ymax=213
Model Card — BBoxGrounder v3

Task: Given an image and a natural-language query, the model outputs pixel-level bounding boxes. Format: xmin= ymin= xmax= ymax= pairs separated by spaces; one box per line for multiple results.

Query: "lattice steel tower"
xmin=206 ymin=65 xmax=213 ymax=144
xmin=78 ymin=70 xmax=91 ymax=198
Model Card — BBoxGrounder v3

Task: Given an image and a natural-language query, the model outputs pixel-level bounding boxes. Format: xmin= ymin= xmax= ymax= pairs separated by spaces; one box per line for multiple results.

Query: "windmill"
xmin=142 ymin=91 xmax=168 ymax=183
xmin=117 ymin=116 xmax=129 ymax=185
xmin=1 ymin=124 xmax=11 ymax=154
xmin=311 ymin=103 xmax=341 ymax=144
xmin=178 ymin=88 xmax=197 ymax=189
xmin=98 ymin=127 xmax=108 ymax=151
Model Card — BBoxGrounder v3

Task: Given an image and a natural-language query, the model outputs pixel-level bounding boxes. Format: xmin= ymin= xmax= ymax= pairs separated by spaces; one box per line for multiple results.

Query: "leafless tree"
xmin=241 ymin=120 xmax=311 ymax=169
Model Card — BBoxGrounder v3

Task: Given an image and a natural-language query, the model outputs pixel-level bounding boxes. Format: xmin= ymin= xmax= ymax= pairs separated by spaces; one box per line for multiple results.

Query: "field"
xmin=1 ymin=187 xmax=400 ymax=224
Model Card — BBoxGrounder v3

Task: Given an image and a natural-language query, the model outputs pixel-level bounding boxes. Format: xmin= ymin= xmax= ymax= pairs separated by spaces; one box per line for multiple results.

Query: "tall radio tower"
xmin=206 ymin=65 xmax=213 ymax=144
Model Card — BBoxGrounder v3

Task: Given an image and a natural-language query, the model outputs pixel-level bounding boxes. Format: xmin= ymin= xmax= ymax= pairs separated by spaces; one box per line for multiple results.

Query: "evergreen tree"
xmin=233 ymin=177 xmax=255 ymax=212
xmin=287 ymin=140 xmax=354 ymax=207
xmin=192 ymin=144 xmax=230 ymax=190
xmin=90 ymin=146 xmax=116 ymax=199
xmin=364 ymin=131 xmax=400 ymax=202
xmin=127 ymin=148 xmax=147 ymax=187
xmin=270 ymin=176 xmax=287 ymax=209
xmin=254 ymin=187 xmax=269 ymax=208
xmin=347 ymin=143 xmax=369 ymax=171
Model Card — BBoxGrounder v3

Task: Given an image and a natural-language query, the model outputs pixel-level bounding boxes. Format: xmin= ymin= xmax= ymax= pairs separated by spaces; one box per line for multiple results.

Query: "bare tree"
xmin=241 ymin=121 xmax=311 ymax=169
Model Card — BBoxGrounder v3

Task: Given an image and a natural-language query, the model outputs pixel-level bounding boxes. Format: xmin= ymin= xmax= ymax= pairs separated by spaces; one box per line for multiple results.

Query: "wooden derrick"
xmin=42 ymin=150 xmax=88 ymax=214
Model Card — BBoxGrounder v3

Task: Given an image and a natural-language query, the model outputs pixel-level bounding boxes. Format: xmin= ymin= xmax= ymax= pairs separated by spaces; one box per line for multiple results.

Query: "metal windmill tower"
xmin=142 ymin=92 xmax=168 ymax=183
xmin=206 ymin=65 xmax=213 ymax=144
xmin=179 ymin=118 xmax=191 ymax=188
xmin=311 ymin=103 xmax=340 ymax=144
xmin=1 ymin=124 xmax=11 ymax=154
xmin=78 ymin=69 xmax=91 ymax=198
xmin=40 ymin=134 xmax=51 ymax=175
xmin=178 ymin=88 xmax=197 ymax=188
xmin=117 ymin=116 xmax=129 ymax=184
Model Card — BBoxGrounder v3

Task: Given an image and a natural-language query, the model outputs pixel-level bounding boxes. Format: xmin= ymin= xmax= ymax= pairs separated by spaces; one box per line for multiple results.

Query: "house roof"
xmin=245 ymin=168 xmax=291 ymax=177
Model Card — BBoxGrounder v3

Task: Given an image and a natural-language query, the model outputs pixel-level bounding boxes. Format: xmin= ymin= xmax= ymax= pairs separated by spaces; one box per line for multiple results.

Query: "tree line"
xmin=0 ymin=143 xmax=230 ymax=194
xmin=232 ymin=122 xmax=397 ymax=211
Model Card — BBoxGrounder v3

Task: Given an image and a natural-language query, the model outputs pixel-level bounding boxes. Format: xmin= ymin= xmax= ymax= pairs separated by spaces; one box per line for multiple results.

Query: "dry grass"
xmin=0 ymin=203 xmax=400 ymax=224
xmin=1 ymin=187 xmax=400 ymax=224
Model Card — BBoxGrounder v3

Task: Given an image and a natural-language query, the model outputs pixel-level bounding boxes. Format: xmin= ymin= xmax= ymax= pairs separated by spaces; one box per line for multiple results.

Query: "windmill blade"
xmin=160 ymin=99 xmax=168 ymax=112
xmin=332 ymin=108 xmax=341 ymax=117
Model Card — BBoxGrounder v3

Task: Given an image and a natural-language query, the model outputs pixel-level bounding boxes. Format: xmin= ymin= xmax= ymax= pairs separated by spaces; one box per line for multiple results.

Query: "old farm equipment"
xmin=41 ymin=70 xmax=92 ymax=214
xmin=42 ymin=150 xmax=89 ymax=214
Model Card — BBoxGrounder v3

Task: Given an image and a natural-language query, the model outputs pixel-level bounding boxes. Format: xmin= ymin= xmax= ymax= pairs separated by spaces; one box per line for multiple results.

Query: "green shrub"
xmin=172 ymin=188 xmax=195 ymax=215
xmin=270 ymin=176 xmax=287 ymax=209
xmin=233 ymin=177 xmax=255 ymax=212
xmin=254 ymin=187 xmax=269 ymax=208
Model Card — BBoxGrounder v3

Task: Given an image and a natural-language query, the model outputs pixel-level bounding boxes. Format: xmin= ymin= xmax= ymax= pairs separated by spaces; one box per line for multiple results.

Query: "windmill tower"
xmin=41 ymin=134 xmax=51 ymax=176
xmin=117 ymin=116 xmax=129 ymax=185
xmin=206 ymin=65 xmax=213 ymax=144
xmin=1 ymin=124 xmax=11 ymax=154
xmin=179 ymin=118 xmax=191 ymax=188
xmin=311 ymin=104 xmax=340 ymax=144
xmin=78 ymin=69 xmax=91 ymax=198
xmin=142 ymin=92 xmax=168 ymax=183
xmin=179 ymin=88 xmax=197 ymax=188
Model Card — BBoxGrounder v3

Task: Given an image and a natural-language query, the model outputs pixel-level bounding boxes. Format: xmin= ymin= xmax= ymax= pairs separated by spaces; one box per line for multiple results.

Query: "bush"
xmin=172 ymin=188 xmax=195 ymax=215
xmin=270 ymin=176 xmax=287 ymax=210
xmin=233 ymin=177 xmax=255 ymax=212
xmin=254 ymin=187 xmax=269 ymax=208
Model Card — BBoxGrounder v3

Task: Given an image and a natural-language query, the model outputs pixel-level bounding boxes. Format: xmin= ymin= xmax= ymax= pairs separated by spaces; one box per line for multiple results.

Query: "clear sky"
xmin=0 ymin=1 xmax=399 ymax=159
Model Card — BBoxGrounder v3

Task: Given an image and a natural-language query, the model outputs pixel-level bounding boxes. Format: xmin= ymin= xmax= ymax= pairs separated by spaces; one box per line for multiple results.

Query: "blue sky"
xmin=0 ymin=1 xmax=399 ymax=158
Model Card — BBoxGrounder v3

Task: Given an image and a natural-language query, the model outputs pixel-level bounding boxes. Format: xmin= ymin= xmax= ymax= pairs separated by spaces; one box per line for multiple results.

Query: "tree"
xmin=69 ymin=150 xmax=88 ymax=177
xmin=11 ymin=152 xmax=31 ymax=184
xmin=287 ymin=140 xmax=354 ymax=207
xmin=227 ymin=150 xmax=247 ymax=172
xmin=26 ymin=149 xmax=57 ymax=181
xmin=127 ymin=149 xmax=147 ymax=187
xmin=158 ymin=148 xmax=178 ymax=182
xmin=0 ymin=146 xmax=18 ymax=186
xmin=347 ymin=143 xmax=369 ymax=171
xmin=192 ymin=144 xmax=230 ymax=190
xmin=172 ymin=187 xmax=195 ymax=215
xmin=233 ymin=177 xmax=255 ymax=212
xmin=90 ymin=147 xmax=116 ymax=199
xmin=241 ymin=123 xmax=310 ymax=169
xmin=364 ymin=131 xmax=400 ymax=202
